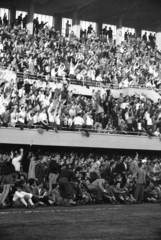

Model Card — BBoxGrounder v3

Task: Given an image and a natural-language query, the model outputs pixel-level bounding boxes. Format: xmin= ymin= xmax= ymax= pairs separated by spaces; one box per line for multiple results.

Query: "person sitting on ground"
xmin=12 ymin=183 xmax=34 ymax=208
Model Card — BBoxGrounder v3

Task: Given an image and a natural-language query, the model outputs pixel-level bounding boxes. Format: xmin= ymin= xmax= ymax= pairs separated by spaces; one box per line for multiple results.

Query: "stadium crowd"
xmin=1 ymin=70 xmax=161 ymax=136
xmin=0 ymin=17 xmax=161 ymax=136
xmin=0 ymin=146 xmax=161 ymax=208
xmin=0 ymin=17 xmax=160 ymax=87
xmin=0 ymin=21 xmax=161 ymax=137
xmin=0 ymin=15 xmax=161 ymax=209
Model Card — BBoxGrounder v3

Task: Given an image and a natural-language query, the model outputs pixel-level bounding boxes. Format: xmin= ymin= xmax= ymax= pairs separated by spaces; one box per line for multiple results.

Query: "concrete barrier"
xmin=0 ymin=128 xmax=160 ymax=151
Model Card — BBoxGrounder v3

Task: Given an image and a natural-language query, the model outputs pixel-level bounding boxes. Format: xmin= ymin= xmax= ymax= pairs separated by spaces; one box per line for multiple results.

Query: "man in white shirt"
xmin=12 ymin=148 xmax=24 ymax=172
xmin=85 ymin=114 xmax=93 ymax=129
xmin=18 ymin=86 xmax=25 ymax=98
xmin=73 ymin=113 xmax=84 ymax=129
xmin=96 ymin=74 xmax=103 ymax=82
xmin=39 ymin=109 xmax=48 ymax=131
xmin=17 ymin=107 xmax=26 ymax=130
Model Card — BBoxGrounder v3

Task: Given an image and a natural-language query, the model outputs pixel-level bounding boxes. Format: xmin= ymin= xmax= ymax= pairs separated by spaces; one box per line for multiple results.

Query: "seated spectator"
xmin=73 ymin=113 xmax=84 ymax=129
xmin=12 ymin=183 xmax=34 ymax=208
xmin=88 ymin=178 xmax=108 ymax=203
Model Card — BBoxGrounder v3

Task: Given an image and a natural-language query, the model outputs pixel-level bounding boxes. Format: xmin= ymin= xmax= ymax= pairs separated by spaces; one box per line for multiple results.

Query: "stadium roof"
xmin=1 ymin=0 xmax=161 ymax=31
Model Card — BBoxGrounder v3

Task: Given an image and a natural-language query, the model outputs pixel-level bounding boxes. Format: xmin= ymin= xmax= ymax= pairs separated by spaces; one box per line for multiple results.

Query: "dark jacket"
xmin=58 ymin=168 xmax=76 ymax=181
xmin=35 ymin=162 xmax=46 ymax=184
xmin=49 ymin=160 xmax=59 ymax=174
xmin=1 ymin=160 xmax=15 ymax=175
xmin=21 ymin=146 xmax=32 ymax=173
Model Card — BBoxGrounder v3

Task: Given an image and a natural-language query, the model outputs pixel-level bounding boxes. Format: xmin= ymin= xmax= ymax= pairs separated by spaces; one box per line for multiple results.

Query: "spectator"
xmin=35 ymin=156 xmax=46 ymax=185
xmin=49 ymin=156 xmax=60 ymax=192
xmin=133 ymin=163 xmax=147 ymax=203
xmin=65 ymin=20 xmax=71 ymax=37
xmin=58 ymin=166 xmax=76 ymax=206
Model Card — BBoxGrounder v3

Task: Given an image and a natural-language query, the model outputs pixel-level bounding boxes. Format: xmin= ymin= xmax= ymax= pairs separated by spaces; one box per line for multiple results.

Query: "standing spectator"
xmin=102 ymin=26 xmax=107 ymax=36
xmin=48 ymin=156 xmax=60 ymax=192
xmin=0 ymin=152 xmax=15 ymax=208
xmin=23 ymin=15 xmax=28 ymax=29
xmin=17 ymin=14 xmax=22 ymax=26
xmin=3 ymin=13 xmax=8 ymax=25
xmin=65 ymin=20 xmax=71 ymax=37
xmin=58 ymin=166 xmax=76 ymax=206
xmin=133 ymin=163 xmax=147 ymax=203
xmin=28 ymin=154 xmax=36 ymax=180
xmin=35 ymin=156 xmax=46 ymax=185
xmin=108 ymin=27 xmax=113 ymax=42
xmin=12 ymin=148 xmax=24 ymax=173
xmin=87 ymin=24 xmax=93 ymax=37
xmin=142 ymin=32 xmax=147 ymax=41
xmin=129 ymin=153 xmax=139 ymax=175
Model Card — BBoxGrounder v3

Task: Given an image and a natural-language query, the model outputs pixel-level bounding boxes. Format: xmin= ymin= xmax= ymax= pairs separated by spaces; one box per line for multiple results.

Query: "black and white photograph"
xmin=0 ymin=0 xmax=161 ymax=239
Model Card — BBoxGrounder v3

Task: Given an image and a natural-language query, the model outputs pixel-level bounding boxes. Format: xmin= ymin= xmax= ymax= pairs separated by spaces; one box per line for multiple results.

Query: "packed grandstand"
xmin=1 ymin=15 xmax=161 ymax=208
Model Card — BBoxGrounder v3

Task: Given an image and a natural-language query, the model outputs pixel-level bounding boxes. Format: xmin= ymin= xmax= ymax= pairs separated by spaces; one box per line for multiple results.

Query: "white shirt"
xmin=12 ymin=155 xmax=22 ymax=172
xmin=121 ymin=102 xmax=129 ymax=110
xmin=69 ymin=64 xmax=75 ymax=75
xmin=144 ymin=111 xmax=150 ymax=121
xmin=18 ymin=88 xmax=25 ymax=98
xmin=138 ymin=122 xmax=142 ymax=131
xmin=18 ymin=111 xmax=26 ymax=123
xmin=136 ymin=103 xmax=140 ymax=111
xmin=39 ymin=112 xmax=47 ymax=122
xmin=73 ymin=116 xmax=84 ymax=126
xmin=0 ymin=105 xmax=5 ymax=115
xmin=68 ymin=118 xmax=73 ymax=127
xmin=0 ymin=43 xmax=3 ymax=51
xmin=13 ymin=191 xmax=32 ymax=201
xmin=48 ymin=112 xmax=55 ymax=123
xmin=33 ymin=114 xmax=39 ymax=124
xmin=85 ymin=115 xmax=93 ymax=126
xmin=38 ymin=93 xmax=45 ymax=102
xmin=147 ymin=117 xmax=152 ymax=125
xmin=96 ymin=75 xmax=102 ymax=82
xmin=153 ymin=131 xmax=160 ymax=137
xmin=55 ymin=115 xmax=60 ymax=125
xmin=10 ymin=112 xmax=17 ymax=124
xmin=51 ymin=68 xmax=57 ymax=78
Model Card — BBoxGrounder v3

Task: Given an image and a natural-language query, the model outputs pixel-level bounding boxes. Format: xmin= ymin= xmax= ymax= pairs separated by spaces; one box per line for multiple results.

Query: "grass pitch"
xmin=0 ymin=204 xmax=161 ymax=240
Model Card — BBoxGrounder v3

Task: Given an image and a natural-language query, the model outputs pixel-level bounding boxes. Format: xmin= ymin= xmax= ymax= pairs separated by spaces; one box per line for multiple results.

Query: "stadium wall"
xmin=0 ymin=129 xmax=160 ymax=151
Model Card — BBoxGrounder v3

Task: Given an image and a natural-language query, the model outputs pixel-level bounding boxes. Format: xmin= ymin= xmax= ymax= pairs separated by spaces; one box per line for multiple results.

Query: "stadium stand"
xmin=1 ymin=13 xmax=161 ymax=209
xmin=1 ymin=23 xmax=161 ymax=137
